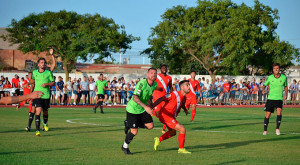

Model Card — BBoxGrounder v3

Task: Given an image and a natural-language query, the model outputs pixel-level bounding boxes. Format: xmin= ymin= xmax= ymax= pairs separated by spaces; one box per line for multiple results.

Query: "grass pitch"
xmin=0 ymin=106 xmax=300 ymax=165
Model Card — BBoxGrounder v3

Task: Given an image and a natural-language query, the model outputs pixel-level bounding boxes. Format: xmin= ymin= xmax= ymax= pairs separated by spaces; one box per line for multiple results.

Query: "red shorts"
xmin=159 ymin=112 xmax=178 ymax=129
xmin=185 ymin=92 xmax=197 ymax=109
xmin=152 ymin=95 xmax=165 ymax=117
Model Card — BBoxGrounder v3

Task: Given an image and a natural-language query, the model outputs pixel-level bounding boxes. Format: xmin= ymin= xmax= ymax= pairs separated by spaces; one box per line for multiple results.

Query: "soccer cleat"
xmin=124 ymin=120 xmax=129 ymax=134
xmin=263 ymin=131 xmax=267 ymax=135
xmin=178 ymin=148 xmax=191 ymax=154
xmin=154 ymin=137 xmax=160 ymax=151
xmin=43 ymin=123 xmax=49 ymax=132
xmin=276 ymin=129 xmax=280 ymax=136
xmin=101 ymin=111 xmax=104 ymax=114
xmin=25 ymin=127 xmax=31 ymax=132
xmin=93 ymin=108 xmax=96 ymax=114
xmin=161 ymin=129 xmax=166 ymax=134
xmin=36 ymin=131 xmax=41 ymax=136
xmin=121 ymin=146 xmax=133 ymax=155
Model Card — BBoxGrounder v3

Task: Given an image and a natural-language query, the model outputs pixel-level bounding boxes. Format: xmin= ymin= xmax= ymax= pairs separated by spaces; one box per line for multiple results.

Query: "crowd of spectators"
xmin=1 ymin=74 xmax=300 ymax=106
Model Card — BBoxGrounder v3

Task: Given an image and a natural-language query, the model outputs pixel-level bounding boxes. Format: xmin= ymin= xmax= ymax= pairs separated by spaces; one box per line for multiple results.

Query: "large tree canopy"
xmin=144 ymin=0 xmax=299 ymax=79
xmin=1 ymin=10 xmax=139 ymax=79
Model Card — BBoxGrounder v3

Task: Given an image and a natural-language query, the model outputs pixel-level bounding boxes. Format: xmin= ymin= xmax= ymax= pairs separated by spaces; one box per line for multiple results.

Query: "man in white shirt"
xmin=89 ymin=78 xmax=96 ymax=104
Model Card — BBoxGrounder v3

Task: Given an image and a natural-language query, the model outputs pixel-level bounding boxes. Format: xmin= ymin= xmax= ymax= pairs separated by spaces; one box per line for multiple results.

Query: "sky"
xmin=0 ymin=0 xmax=299 ymax=65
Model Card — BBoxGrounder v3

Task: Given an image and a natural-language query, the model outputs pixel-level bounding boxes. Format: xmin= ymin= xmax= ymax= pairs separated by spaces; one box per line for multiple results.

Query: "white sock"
xmin=123 ymin=142 xmax=128 ymax=148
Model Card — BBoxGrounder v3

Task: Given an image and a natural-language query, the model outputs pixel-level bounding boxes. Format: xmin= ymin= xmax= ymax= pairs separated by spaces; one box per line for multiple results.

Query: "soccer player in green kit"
xmin=26 ymin=58 xmax=55 ymax=136
xmin=121 ymin=68 xmax=162 ymax=155
xmin=93 ymin=74 xmax=107 ymax=114
xmin=262 ymin=63 xmax=288 ymax=136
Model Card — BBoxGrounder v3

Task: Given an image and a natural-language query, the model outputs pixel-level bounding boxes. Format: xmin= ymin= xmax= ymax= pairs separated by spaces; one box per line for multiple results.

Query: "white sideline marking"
xmin=66 ymin=118 xmax=300 ymax=135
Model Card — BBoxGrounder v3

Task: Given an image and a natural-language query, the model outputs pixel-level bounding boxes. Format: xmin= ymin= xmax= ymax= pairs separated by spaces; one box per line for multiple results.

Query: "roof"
xmin=0 ymin=28 xmax=19 ymax=50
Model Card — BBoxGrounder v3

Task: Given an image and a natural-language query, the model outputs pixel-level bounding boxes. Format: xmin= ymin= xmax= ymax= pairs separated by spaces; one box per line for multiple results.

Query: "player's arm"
xmin=168 ymin=79 xmax=173 ymax=93
xmin=155 ymin=86 xmax=164 ymax=91
xmin=41 ymin=81 xmax=55 ymax=88
xmin=132 ymin=95 xmax=153 ymax=115
xmin=49 ymin=49 xmax=56 ymax=72
xmin=182 ymin=103 xmax=189 ymax=115
xmin=0 ymin=91 xmax=43 ymax=105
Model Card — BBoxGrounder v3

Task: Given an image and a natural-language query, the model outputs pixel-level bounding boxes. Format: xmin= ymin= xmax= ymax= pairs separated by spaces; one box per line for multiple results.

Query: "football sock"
xmin=28 ymin=112 xmax=34 ymax=128
xmin=100 ymin=101 xmax=103 ymax=112
xmin=276 ymin=115 xmax=282 ymax=129
xmin=43 ymin=115 xmax=48 ymax=124
xmin=123 ymin=132 xmax=135 ymax=148
xmin=191 ymin=109 xmax=196 ymax=121
xmin=162 ymin=124 xmax=167 ymax=131
xmin=28 ymin=103 xmax=32 ymax=113
xmin=35 ymin=115 xmax=40 ymax=131
xmin=95 ymin=101 xmax=100 ymax=109
xmin=159 ymin=131 xmax=172 ymax=142
xmin=178 ymin=133 xmax=186 ymax=149
xmin=264 ymin=117 xmax=269 ymax=131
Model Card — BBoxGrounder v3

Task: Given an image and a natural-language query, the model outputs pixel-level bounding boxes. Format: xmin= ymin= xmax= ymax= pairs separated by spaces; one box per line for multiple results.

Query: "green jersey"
xmin=96 ymin=80 xmax=108 ymax=95
xmin=32 ymin=69 xmax=54 ymax=99
xmin=264 ymin=74 xmax=287 ymax=100
xmin=126 ymin=79 xmax=157 ymax=114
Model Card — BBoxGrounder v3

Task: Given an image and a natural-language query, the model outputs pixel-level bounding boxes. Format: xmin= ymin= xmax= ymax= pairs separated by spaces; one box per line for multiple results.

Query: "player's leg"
xmin=42 ymin=99 xmax=50 ymax=132
xmin=190 ymin=104 xmax=196 ymax=122
xmin=122 ymin=112 xmax=139 ymax=155
xmin=276 ymin=107 xmax=282 ymax=135
xmin=154 ymin=127 xmax=176 ymax=151
xmin=26 ymin=101 xmax=35 ymax=132
xmin=93 ymin=95 xmax=99 ymax=113
xmin=35 ymin=107 xmax=42 ymax=136
xmin=263 ymin=100 xmax=273 ymax=135
xmin=174 ymin=123 xmax=191 ymax=154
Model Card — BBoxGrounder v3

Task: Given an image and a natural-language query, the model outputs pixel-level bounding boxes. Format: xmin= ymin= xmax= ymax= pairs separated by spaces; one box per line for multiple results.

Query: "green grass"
xmin=0 ymin=107 xmax=300 ymax=165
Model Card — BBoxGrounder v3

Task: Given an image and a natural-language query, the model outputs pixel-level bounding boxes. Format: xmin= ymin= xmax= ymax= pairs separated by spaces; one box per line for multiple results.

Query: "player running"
xmin=185 ymin=71 xmax=201 ymax=122
xmin=152 ymin=64 xmax=172 ymax=134
xmin=25 ymin=57 xmax=55 ymax=136
xmin=121 ymin=68 xmax=162 ymax=155
xmin=152 ymin=80 xmax=191 ymax=154
xmin=262 ymin=63 xmax=287 ymax=136
xmin=93 ymin=74 xmax=108 ymax=114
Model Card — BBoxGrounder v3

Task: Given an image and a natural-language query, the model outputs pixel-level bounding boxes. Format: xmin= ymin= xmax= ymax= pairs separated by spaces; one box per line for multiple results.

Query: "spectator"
xmin=203 ymin=79 xmax=211 ymax=106
xmin=128 ymin=81 xmax=135 ymax=100
xmin=258 ymin=79 xmax=264 ymax=105
xmin=50 ymin=76 xmax=56 ymax=104
xmin=12 ymin=74 xmax=20 ymax=96
xmin=1 ymin=76 xmax=5 ymax=84
xmin=0 ymin=80 xmax=4 ymax=98
xmin=262 ymin=77 xmax=268 ymax=104
xmin=123 ymin=82 xmax=130 ymax=104
xmin=105 ymin=81 xmax=111 ymax=105
xmin=290 ymin=79 xmax=298 ymax=105
xmin=238 ymin=80 xmax=243 ymax=105
xmin=56 ymin=76 xmax=64 ymax=105
xmin=77 ymin=78 xmax=82 ymax=104
xmin=4 ymin=80 xmax=12 ymax=97
xmin=251 ymin=78 xmax=259 ymax=105
xmin=215 ymin=77 xmax=223 ymax=104
xmin=242 ymin=82 xmax=248 ymax=105
xmin=72 ymin=78 xmax=78 ymax=105
xmin=19 ymin=77 xmax=24 ymax=96
xmin=110 ymin=80 xmax=117 ymax=105
xmin=246 ymin=81 xmax=252 ymax=104
xmin=223 ymin=80 xmax=230 ymax=105
xmin=89 ymin=78 xmax=96 ymax=105
xmin=116 ymin=79 xmax=123 ymax=104
xmin=65 ymin=77 xmax=73 ymax=105
xmin=80 ymin=76 xmax=89 ymax=105
xmin=230 ymin=82 xmax=238 ymax=105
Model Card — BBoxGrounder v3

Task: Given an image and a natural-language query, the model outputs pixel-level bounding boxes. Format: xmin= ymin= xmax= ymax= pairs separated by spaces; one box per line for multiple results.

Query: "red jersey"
xmin=188 ymin=78 xmax=200 ymax=95
xmin=223 ymin=83 xmax=230 ymax=93
xmin=160 ymin=91 xmax=186 ymax=118
xmin=153 ymin=73 xmax=172 ymax=99
xmin=23 ymin=78 xmax=31 ymax=94
xmin=12 ymin=78 xmax=20 ymax=88
xmin=4 ymin=84 xmax=11 ymax=88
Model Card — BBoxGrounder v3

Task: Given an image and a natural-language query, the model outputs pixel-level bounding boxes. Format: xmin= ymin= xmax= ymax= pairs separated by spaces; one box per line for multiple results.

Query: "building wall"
xmin=0 ymin=50 xmax=53 ymax=70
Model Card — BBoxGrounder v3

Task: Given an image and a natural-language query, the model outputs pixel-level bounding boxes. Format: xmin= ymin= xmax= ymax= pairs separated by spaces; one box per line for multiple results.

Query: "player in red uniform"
xmin=185 ymin=71 xmax=201 ymax=122
xmin=152 ymin=80 xmax=191 ymax=154
xmin=152 ymin=64 xmax=172 ymax=133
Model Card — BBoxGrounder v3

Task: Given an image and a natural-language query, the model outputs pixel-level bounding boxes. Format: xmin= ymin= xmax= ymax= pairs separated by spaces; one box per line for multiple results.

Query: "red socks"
xmin=29 ymin=103 xmax=32 ymax=113
xmin=162 ymin=124 xmax=167 ymax=130
xmin=178 ymin=133 xmax=186 ymax=149
xmin=191 ymin=109 xmax=196 ymax=121
xmin=159 ymin=131 xmax=172 ymax=142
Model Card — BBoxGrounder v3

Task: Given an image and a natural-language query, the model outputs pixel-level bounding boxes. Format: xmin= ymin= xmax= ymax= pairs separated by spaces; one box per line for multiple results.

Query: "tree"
xmin=1 ymin=10 xmax=139 ymax=79
xmin=144 ymin=0 xmax=299 ymax=79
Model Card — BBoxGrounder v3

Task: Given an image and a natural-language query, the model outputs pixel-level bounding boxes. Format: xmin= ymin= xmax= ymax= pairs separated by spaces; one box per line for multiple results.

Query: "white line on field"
xmin=66 ymin=118 xmax=300 ymax=135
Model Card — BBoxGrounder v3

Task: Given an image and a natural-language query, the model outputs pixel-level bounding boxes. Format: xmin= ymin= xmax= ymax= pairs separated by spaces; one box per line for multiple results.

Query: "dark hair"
xmin=179 ymin=80 xmax=189 ymax=87
xmin=28 ymin=72 xmax=32 ymax=74
xmin=191 ymin=70 xmax=196 ymax=74
xmin=148 ymin=67 xmax=157 ymax=72
xmin=160 ymin=64 xmax=167 ymax=69
xmin=272 ymin=63 xmax=280 ymax=68
xmin=100 ymin=73 xmax=103 ymax=76
xmin=37 ymin=58 xmax=47 ymax=64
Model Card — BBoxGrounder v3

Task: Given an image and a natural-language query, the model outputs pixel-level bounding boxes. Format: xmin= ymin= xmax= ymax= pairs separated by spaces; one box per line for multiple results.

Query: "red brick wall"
xmin=0 ymin=50 xmax=53 ymax=70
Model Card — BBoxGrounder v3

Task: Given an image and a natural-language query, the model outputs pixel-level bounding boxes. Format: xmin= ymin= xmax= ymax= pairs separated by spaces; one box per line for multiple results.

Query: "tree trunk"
xmin=208 ymin=70 xmax=216 ymax=82
xmin=63 ymin=60 xmax=69 ymax=81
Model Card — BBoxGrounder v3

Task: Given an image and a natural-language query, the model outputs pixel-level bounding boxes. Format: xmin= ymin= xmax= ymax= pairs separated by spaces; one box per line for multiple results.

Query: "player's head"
xmin=37 ymin=58 xmax=47 ymax=69
xmin=100 ymin=73 xmax=103 ymax=80
xmin=147 ymin=68 xmax=157 ymax=82
xmin=190 ymin=71 xmax=196 ymax=79
xmin=179 ymin=80 xmax=190 ymax=93
xmin=272 ymin=63 xmax=280 ymax=74
xmin=160 ymin=64 xmax=168 ymax=74
xmin=28 ymin=72 xmax=32 ymax=78
xmin=69 ymin=77 xmax=71 ymax=81
xmin=58 ymin=76 xmax=62 ymax=81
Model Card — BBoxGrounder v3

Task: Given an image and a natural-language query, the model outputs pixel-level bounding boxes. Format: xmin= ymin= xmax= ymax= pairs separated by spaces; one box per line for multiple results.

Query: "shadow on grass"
xmin=212 ymin=159 xmax=246 ymax=165
xmin=0 ymin=147 xmax=72 ymax=155
xmin=191 ymin=122 xmax=262 ymax=130
xmin=43 ymin=128 xmax=122 ymax=136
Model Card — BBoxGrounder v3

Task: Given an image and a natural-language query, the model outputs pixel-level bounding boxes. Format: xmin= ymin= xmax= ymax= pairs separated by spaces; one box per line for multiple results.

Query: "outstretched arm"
xmin=0 ymin=91 xmax=43 ymax=105
xmin=49 ymin=49 xmax=56 ymax=72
